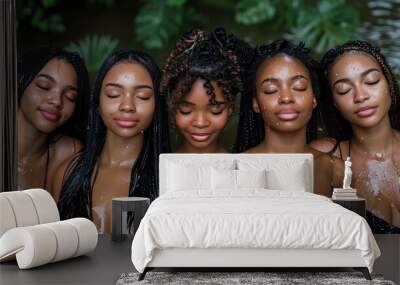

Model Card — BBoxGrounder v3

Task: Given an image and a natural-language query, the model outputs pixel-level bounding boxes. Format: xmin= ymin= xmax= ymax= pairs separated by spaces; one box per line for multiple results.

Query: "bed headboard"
xmin=159 ymin=153 xmax=314 ymax=196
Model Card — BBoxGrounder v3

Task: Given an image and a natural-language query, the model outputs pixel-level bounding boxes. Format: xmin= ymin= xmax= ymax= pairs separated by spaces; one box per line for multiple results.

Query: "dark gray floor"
xmin=373 ymin=234 xmax=400 ymax=284
xmin=1 ymin=234 xmax=398 ymax=285
xmin=0 ymin=235 xmax=134 ymax=285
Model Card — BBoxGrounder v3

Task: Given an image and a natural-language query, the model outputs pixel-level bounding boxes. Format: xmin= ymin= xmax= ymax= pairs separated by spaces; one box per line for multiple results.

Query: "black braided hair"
xmin=58 ymin=50 xmax=170 ymax=222
xmin=320 ymin=40 xmax=400 ymax=141
xmin=18 ymin=47 xmax=90 ymax=143
xmin=234 ymin=40 xmax=322 ymax=153
xmin=161 ymin=27 xmax=252 ymax=114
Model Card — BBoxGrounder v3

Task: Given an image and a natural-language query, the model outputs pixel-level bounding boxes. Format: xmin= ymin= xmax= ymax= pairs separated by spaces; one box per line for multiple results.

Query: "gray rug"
xmin=116 ymin=271 xmax=396 ymax=285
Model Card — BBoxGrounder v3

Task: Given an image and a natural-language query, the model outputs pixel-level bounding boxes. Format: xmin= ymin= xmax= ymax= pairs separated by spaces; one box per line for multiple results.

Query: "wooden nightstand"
xmin=331 ymin=198 xmax=366 ymax=218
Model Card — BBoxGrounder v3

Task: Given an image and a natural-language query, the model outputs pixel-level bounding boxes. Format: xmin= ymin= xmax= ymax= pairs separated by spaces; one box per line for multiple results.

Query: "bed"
xmin=131 ymin=154 xmax=380 ymax=280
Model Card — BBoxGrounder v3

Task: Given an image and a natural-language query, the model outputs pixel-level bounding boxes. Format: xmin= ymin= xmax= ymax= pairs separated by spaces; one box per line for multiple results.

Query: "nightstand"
xmin=331 ymin=198 xmax=366 ymax=218
xmin=111 ymin=197 xmax=150 ymax=242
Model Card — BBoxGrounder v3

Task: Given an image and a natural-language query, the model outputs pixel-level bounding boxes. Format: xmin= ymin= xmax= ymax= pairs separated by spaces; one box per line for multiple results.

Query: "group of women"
xmin=16 ymin=28 xmax=400 ymax=234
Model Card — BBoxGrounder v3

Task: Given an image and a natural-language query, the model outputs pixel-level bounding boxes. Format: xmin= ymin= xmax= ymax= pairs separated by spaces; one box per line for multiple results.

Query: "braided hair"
xmin=320 ymin=40 xmax=400 ymax=141
xmin=234 ymin=40 xmax=322 ymax=153
xmin=161 ymin=27 xmax=252 ymax=115
xmin=18 ymin=47 xmax=90 ymax=142
xmin=58 ymin=50 xmax=170 ymax=221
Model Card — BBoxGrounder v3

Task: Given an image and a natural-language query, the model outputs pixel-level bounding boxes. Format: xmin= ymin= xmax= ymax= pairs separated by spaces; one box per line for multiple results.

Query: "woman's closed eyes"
xmin=177 ymin=102 xmax=227 ymax=115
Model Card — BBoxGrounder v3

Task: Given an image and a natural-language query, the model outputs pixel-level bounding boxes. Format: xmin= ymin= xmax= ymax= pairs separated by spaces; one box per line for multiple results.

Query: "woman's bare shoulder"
xmin=309 ymin=137 xmax=337 ymax=153
xmin=312 ymin=148 xmax=343 ymax=165
xmin=50 ymin=135 xmax=83 ymax=165
xmin=310 ymin=137 xmax=350 ymax=159
xmin=51 ymin=134 xmax=83 ymax=154
xmin=312 ymin=149 xmax=344 ymax=189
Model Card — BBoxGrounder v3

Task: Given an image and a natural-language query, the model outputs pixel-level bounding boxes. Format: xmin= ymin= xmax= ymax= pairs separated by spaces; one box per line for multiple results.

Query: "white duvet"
xmin=131 ymin=190 xmax=380 ymax=273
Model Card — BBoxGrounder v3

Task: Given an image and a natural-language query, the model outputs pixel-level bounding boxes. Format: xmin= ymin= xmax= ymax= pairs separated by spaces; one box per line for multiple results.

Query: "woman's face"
xmin=175 ymin=79 xmax=231 ymax=151
xmin=253 ymin=54 xmax=316 ymax=133
xmin=99 ymin=62 xmax=155 ymax=139
xmin=19 ymin=58 xmax=78 ymax=133
xmin=328 ymin=52 xmax=391 ymax=129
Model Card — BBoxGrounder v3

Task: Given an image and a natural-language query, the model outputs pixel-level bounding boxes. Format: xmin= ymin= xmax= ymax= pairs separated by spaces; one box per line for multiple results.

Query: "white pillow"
xmin=211 ymin=168 xmax=237 ymax=190
xmin=266 ymin=164 xmax=307 ymax=191
xmin=237 ymin=169 xmax=267 ymax=188
xmin=167 ymin=162 xmax=211 ymax=191
xmin=237 ymin=159 xmax=309 ymax=192
xmin=211 ymin=169 xmax=267 ymax=190
xmin=167 ymin=160 xmax=236 ymax=192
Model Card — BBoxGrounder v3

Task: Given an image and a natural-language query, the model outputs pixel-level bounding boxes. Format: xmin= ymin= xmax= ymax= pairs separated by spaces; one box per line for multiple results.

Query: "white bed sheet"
xmin=131 ymin=190 xmax=380 ymax=273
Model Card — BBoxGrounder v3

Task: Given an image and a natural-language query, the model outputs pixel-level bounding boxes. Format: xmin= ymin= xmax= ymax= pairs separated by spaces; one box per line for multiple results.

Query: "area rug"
xmin=116 ymin=271 xmax=396 ymax=285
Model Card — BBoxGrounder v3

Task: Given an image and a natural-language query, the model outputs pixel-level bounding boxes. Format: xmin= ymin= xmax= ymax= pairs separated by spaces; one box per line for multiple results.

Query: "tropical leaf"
xmin=134 ymin=0 xmax=203 ymax=49
xmin=17 ymin=0 xmax=64 ymax=33
xmin=235 ymin=0 xmax=276 ymax=25
xmin=288 ymin=0 xmax=360 ymax=54
xmin=135 ymin=1 xmax=181 ymax=49
xmin=66 ymin=35 xmax=119 ymax=75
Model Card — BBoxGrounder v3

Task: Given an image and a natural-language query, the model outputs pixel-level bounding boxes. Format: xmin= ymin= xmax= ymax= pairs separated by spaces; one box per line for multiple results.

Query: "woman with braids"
xmin=53 ymin=50 xmax=170 ymax=234
xmin=161 ymin=28 xmax=249 ymax=153
xmin=17 ymin=47 xmax=90 ymax=193
xmin=235 ymin=40 xmax=343 ymax=197
xmin=310 ymin=41 xmax=400 ymax=233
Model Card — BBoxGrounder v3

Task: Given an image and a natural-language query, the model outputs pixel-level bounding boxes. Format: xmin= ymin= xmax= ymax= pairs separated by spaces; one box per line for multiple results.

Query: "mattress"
xmin=131 ymin=190 xmax=380 ymax=273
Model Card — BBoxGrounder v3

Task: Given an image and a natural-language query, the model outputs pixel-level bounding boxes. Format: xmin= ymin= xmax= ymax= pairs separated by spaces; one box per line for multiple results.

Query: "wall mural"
xmin=7 ymin=0 xmax=400 ymax=234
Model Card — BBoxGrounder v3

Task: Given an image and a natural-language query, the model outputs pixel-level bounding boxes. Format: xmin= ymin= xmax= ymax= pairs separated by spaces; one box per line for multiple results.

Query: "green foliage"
xmin=166 ymin=0 xmax=187 ymax=7
xmin=233 ymin=0 xmax=360 ymax=54
xmin=31 ymin=10 xmax=65 ymax=33
xmin=17 ymin=0 xmax=116 ymax=33
xmin=133 ymin=0 xmax=360 ymax=52
xmin=235 ymin=0 xmax=276 ymax=25
xmin=270 ymin=0 xmax=303 ymax=28
xmin=17 ymin=0 xmax=65 ymax=33
xmin=289 ymin=0 xmax=360 ymax=53
xmin=66 ymin=35 xmax=119 ymax=75
xmin=134 ymin=0 xmax=204 ymax=49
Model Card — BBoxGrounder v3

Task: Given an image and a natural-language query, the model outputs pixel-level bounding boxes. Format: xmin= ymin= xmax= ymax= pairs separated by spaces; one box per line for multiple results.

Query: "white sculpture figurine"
xmin=343 ymin=156 xmax=352 ymax=189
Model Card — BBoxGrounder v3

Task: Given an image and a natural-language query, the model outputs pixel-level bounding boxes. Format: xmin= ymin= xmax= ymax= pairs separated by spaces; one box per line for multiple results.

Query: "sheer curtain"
xmin=0 ymin=0 xmax=17 ymax=192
